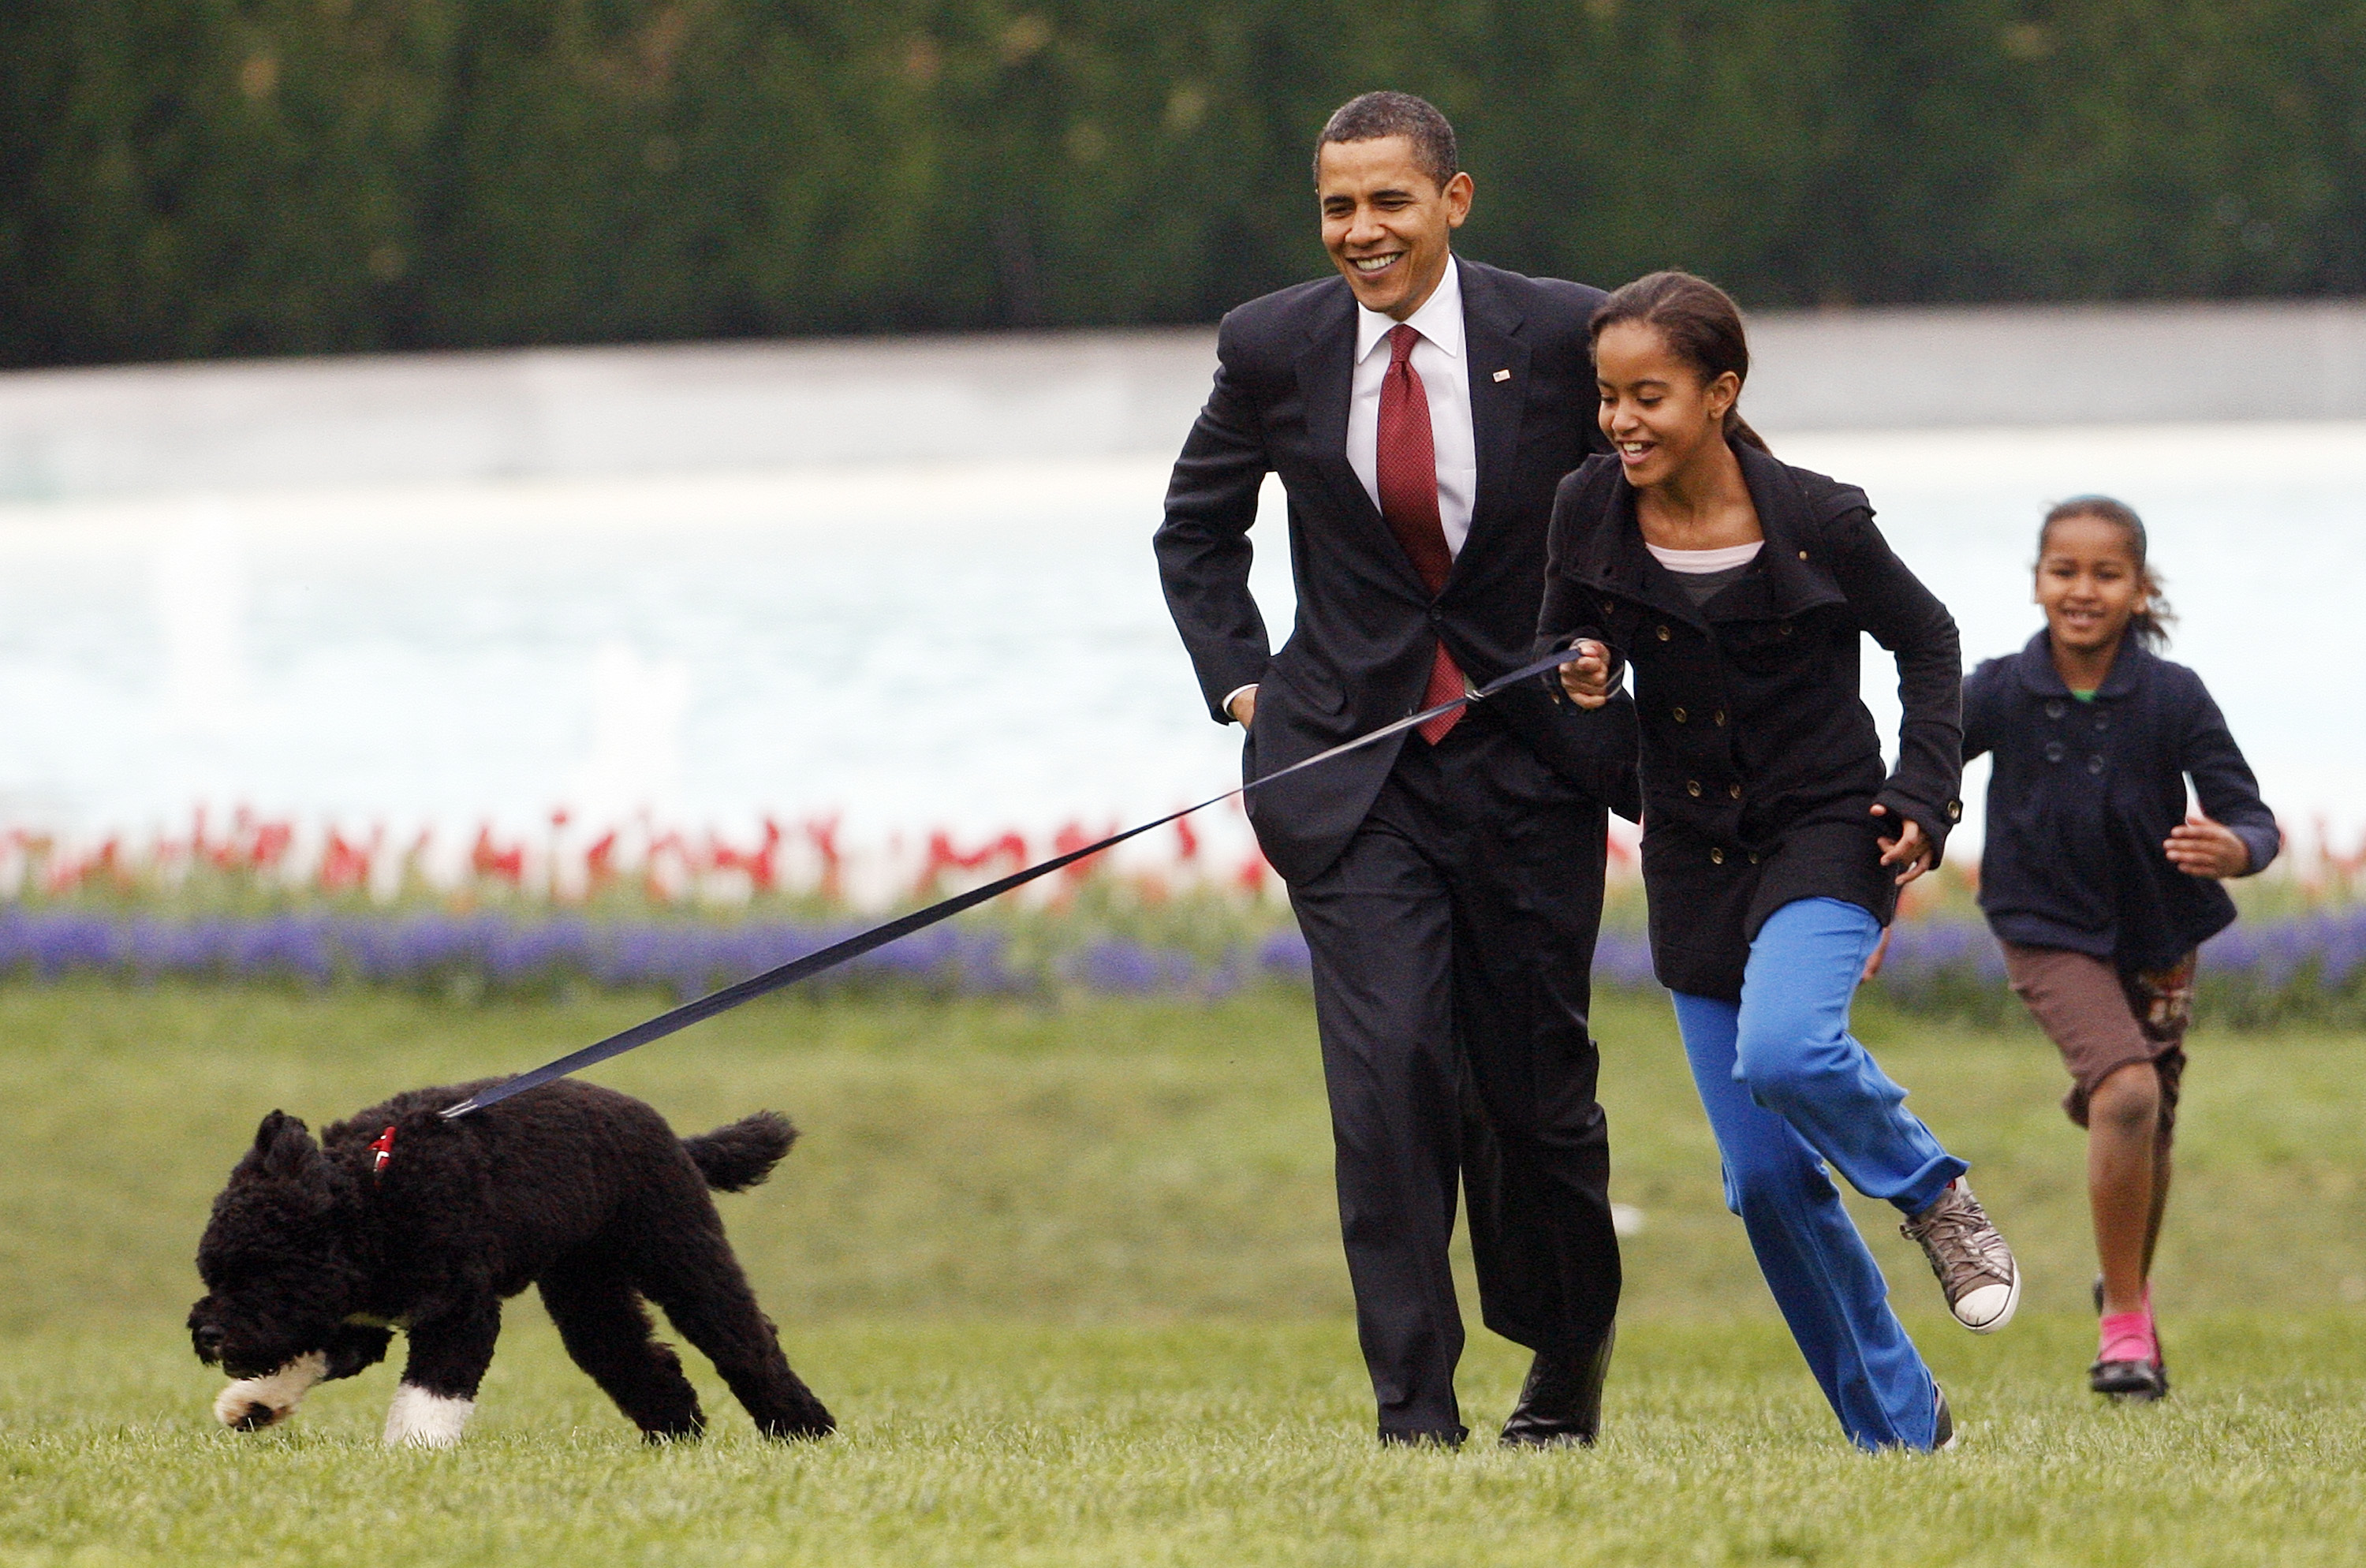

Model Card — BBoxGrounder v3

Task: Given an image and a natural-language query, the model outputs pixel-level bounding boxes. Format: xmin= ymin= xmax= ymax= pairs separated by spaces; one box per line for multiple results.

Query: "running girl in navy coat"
xmin=1963 ymin=496 xmax=2278 ymax=1402
xmin=1544 ymin=271 xmax=2019 ymax=1453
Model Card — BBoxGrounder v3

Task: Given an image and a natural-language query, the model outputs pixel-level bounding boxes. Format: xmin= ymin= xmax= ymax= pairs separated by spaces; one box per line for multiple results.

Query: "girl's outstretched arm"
xmin=2172 ymin=668 xmax=2280 ymax=878
xmin=1959 ymin=659 xmax=1999 ymax=766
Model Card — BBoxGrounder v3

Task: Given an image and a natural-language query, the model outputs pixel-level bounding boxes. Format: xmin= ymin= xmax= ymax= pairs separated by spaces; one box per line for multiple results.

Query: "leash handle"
xmin=443 ymin=647 xmax=1582 ymax=1118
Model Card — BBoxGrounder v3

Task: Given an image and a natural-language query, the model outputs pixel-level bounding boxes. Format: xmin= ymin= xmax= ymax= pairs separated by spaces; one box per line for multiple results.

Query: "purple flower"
xmin=0 ymin=904 xmax=2357 ymax=1024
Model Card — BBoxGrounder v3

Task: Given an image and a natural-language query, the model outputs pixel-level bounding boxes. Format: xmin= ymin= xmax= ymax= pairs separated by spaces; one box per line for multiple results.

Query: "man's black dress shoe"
xmin=1499 ymin=1325 xmax=1615 ymax=1448
xmin=1377 ymin=1425 xmax=1468 ymax=1449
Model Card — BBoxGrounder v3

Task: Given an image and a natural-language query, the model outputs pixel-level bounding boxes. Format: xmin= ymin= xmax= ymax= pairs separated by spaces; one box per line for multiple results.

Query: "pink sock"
xmin=2098 ymin=1309 xmax=2156 ymax=1365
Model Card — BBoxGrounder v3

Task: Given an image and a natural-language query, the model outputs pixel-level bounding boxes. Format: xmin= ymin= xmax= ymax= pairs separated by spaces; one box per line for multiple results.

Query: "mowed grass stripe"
xmin=4 ymin=1320 xmax=2363 ymax=1567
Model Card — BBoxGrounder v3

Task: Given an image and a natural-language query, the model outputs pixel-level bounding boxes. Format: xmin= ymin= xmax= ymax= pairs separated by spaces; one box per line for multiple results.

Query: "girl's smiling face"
xmin=2036 ymin=513 xmax=2146 ymax=658
xmin=1594 ymin=319 xmax=1738 ymax=487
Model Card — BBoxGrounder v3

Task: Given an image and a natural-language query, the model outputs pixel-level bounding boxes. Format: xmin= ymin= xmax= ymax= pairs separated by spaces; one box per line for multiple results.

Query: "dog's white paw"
xmin=383 ymin=1383 xmax=473 ymax=1449
xmin=214 ymin=1351 xmax=330 ymax=1431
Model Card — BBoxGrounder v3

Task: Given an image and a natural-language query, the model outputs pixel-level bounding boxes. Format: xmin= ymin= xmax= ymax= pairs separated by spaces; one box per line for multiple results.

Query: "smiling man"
xmin=1155 ymin=91 xmax=1636 ymax=1447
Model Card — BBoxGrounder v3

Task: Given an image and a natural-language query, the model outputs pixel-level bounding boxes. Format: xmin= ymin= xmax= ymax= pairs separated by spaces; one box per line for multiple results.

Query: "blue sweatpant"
xmin=1670 ymin=897 xmax=1968 ymax=1450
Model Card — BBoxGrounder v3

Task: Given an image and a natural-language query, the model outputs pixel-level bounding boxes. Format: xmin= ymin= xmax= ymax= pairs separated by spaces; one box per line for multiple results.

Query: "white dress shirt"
xmin=1346 ymin=255 xmax=1477 ymax=557
xmin=1226 ymin=257 xmax=1476 ymax=724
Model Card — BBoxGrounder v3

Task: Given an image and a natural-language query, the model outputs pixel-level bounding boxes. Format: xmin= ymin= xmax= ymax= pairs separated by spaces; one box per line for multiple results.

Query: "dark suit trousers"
xmin=1286 ymin=708 xmax=1621 ymax=1439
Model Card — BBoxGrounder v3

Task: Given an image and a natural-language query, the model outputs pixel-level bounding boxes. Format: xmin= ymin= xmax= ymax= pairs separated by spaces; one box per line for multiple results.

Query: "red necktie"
xmin=1376 ymin=323 xmax=1466 ymax=743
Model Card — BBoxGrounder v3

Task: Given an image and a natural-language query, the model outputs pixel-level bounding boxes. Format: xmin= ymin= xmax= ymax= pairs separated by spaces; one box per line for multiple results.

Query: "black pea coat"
xmin=1155 ymin=259 xmax=1639 ymax=885
xmin=1536 ymin=441 xmax=1965 ymax=999
xmin=1964 ymin=631 xmax=2280 ymax=973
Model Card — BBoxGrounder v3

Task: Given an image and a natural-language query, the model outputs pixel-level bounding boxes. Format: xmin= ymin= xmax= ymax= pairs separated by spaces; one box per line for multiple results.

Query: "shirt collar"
xmin=2011 ymin=628 xmax=2149 ymax=698
xmin=1354 ymin=256 xmax=1465 ymax=366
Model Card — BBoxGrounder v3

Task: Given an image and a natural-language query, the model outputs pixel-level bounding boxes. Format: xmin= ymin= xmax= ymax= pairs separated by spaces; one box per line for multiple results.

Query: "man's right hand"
xmin=1227 ymin=685 xmax=1258 ymax=726
xmin=1556 ymin=640 xmax=1612 ymax=708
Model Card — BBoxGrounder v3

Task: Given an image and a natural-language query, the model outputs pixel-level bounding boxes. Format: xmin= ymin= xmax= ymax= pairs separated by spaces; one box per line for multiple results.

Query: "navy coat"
xmin=1537 ymin=442 xmax=1965 ymax=999
xmin=1963 ymin=632 xmax=2279 ymax=973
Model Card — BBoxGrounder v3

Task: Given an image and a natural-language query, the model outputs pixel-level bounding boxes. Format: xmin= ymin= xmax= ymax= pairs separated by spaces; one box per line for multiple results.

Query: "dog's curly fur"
xmin=187 ymin=1078 xmax=834 ymax=1447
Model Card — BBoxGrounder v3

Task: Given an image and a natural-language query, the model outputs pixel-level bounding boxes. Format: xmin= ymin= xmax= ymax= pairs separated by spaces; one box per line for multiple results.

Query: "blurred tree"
xmin=0 ymin=0 xmax=2360 ymax=366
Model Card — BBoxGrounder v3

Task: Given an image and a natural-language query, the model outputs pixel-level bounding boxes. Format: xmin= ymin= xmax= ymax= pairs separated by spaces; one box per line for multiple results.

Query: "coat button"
xmin=1748 ymin=852 xmax=1760 ymax=864
xmin=1656 ymin=624 xmax=1672 ymax=641
xmin=1778 ymin=623 xmax=1793 ymax=637
xmin=1673 ymin=707 xmax=1688 ymax=722
xmin=1601 ymin=599 xmax=1614 ymax=614
xmin=2044 ymin=741 xmax=2066 ymax=763
xmin=2088 ymin=755 xmax=2106 ymax=774
xmin=2046 ymin=700 xmax=2066 ymax=719
xmin=1728 ymin=783 xmax=1743 ymax=800
xmin=1797 ymin=550 xmax=1808 ymax=560
xmin=1686 ymin=779 xmax=1703 ymax=797
xmin=1710 ymin=847 xmax=1725 ymax=864
xmin=1713 ymin=709 xmax=1727 ymax=726
xmin=1946 ymin=800 xmax=1963 ymax=821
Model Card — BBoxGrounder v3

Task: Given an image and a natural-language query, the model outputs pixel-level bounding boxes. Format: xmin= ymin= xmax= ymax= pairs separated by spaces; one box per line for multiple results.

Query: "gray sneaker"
xmin=1900 ymin=1179 xmax=2021 ymax=1333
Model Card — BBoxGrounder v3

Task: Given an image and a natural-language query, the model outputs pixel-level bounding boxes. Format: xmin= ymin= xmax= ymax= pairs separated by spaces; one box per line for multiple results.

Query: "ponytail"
xmin=1725 ymin=413 xmax=1772 ymax=454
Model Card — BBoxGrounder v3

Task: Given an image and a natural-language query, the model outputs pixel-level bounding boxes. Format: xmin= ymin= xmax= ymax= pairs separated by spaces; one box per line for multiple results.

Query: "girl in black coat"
xmin=1964 ymin=496 xmax=2278 ymax=1403
xmin=1543 ymin=272 xmax=2017 ymax=1452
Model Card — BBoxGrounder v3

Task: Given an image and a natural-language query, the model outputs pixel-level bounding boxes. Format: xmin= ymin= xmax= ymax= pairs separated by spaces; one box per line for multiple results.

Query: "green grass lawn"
xmin=1 ymin=983 xmax=2362 ymax=1565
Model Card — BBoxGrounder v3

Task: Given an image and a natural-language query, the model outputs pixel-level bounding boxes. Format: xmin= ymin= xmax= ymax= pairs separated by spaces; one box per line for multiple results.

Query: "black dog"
xmin=188 ymin=1078 xmax=834 ymax=1448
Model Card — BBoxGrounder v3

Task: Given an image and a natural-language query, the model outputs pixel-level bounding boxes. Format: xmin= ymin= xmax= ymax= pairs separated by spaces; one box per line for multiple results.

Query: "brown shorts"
xmin=2000 ymin=942 xmax=2192 ymax=1130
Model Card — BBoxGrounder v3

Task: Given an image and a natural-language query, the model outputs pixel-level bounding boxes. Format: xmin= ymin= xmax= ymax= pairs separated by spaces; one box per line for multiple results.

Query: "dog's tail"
xmin=681 ymin=1111 xmax=798 ymax=1193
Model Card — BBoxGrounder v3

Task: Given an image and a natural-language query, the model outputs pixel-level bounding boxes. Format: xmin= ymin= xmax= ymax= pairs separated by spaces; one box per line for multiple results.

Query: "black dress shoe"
xmin=1377 ymin=1425 xmax=1468 ymax=1449
xmin=1499 ymin=1325 xmax=1615 ymax=1448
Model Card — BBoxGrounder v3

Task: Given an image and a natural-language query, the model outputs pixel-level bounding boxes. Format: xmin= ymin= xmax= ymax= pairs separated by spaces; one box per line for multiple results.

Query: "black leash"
xmin=442 ymin=647 xmax=1582 ymax=1118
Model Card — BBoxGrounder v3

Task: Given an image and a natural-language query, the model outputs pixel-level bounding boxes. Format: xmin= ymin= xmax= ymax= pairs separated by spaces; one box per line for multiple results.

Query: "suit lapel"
xmin=1457 ymin=262 xmax=1529 ymax=579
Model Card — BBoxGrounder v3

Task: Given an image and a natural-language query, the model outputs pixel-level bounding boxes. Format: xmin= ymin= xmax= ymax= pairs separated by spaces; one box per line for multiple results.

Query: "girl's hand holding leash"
xmin=1869 ymin=804 xmax=1935 ymax=887
xmin=1557 ymin=640 xmax=1614 ymax=708
xmin=2164 ymin=810 xmax=2250 ymax=879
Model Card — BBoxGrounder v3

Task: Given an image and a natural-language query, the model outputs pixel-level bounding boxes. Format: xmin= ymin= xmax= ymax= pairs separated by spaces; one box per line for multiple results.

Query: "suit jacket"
xmin=1155 ymin=258 xmax=1638 ymax=885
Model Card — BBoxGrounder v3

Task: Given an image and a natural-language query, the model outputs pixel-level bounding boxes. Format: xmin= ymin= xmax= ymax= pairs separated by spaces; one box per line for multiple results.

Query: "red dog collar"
xmin=370 ymin=1125 xmax=397 ymax=1176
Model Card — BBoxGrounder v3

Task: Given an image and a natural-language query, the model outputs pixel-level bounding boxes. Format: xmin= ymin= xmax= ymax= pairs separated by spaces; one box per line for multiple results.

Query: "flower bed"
xmin=6 ymin=808 xmax=2363 ymax=1025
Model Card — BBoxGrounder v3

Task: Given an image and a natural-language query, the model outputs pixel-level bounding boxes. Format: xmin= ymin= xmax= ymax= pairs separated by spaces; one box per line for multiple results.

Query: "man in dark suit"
xmin=1155 ymin=91 xmax=1633 ymax=1447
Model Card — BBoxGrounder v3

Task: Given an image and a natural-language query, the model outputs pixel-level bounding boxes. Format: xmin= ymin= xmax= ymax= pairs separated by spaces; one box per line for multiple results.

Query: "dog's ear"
xmin=252 ymin=1110 xmax=292 ymax=1153
xmin=254 ymin=1111 xmax=325 ymax=1185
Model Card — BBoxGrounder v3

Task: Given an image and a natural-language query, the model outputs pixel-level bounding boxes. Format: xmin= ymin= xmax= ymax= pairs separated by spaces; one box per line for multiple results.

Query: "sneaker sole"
xmin=1955 ymin=1265 xmax=2022 ymax=1334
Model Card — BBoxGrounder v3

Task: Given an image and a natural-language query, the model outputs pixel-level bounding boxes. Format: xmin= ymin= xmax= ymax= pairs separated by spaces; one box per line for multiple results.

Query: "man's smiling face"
xmin=1316 ymin=136 xmax=1472 ymax=321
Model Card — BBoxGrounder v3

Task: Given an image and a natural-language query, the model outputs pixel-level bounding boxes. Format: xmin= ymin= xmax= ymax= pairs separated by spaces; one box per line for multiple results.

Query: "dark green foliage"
xmin=3 ymin=0 xmax=2363 ymax=367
